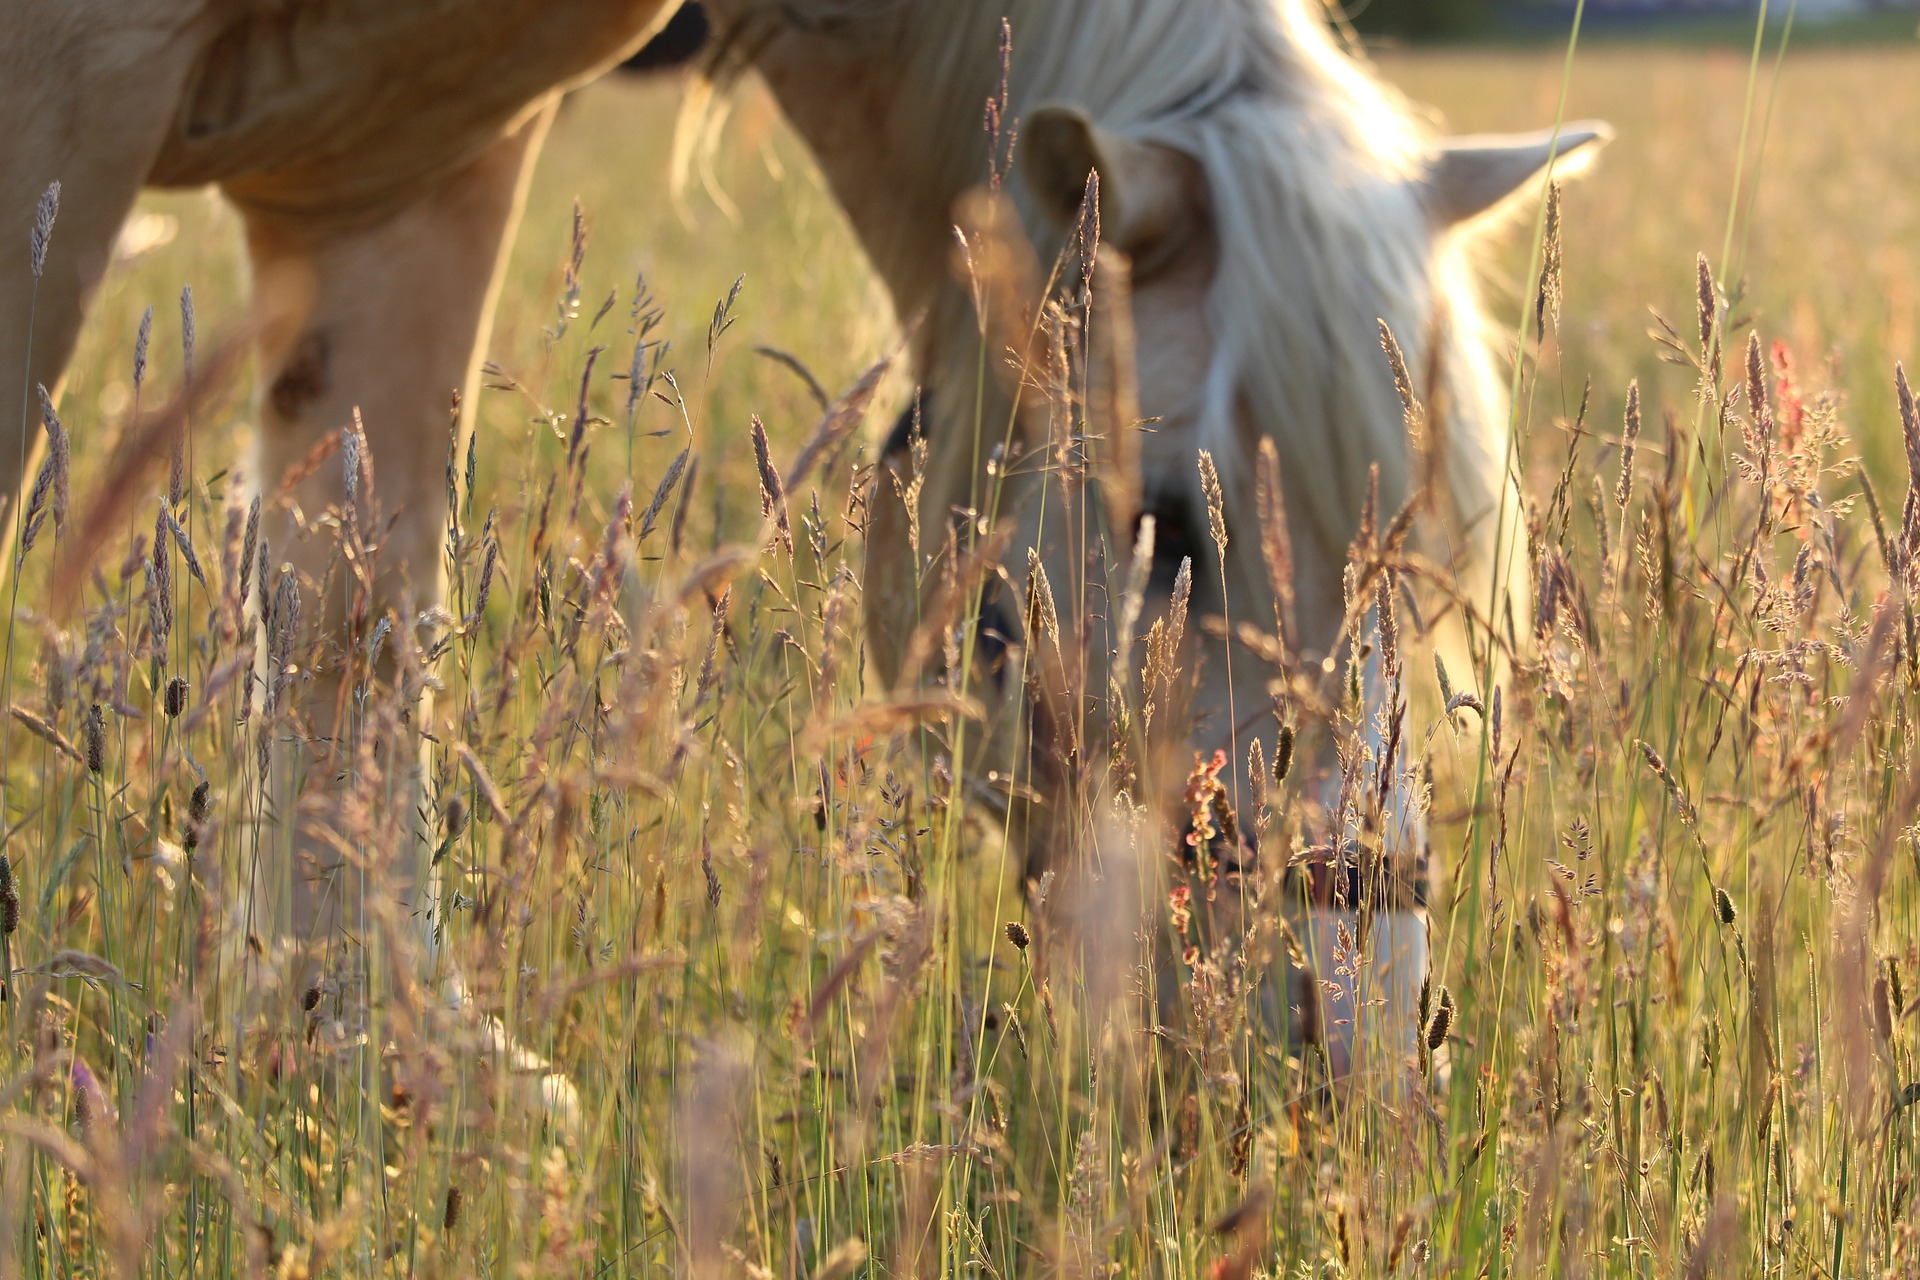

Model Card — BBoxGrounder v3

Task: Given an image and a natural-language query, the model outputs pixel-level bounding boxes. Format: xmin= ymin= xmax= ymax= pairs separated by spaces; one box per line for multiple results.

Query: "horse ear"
xmin=1425 ymin=120 xmax=1613 ymax=228
xmin=1021 ymin=104 xmax=1205 ymax=264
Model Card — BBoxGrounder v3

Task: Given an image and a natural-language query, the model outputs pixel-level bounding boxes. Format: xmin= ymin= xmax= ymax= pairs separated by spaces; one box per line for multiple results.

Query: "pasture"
xmin=4 ymin=31 xmax=1919 ymax=1279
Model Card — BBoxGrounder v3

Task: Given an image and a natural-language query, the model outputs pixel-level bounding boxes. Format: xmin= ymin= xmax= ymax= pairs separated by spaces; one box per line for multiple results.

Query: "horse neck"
xmin=726 ymin=3 xmax=1012 ymax=328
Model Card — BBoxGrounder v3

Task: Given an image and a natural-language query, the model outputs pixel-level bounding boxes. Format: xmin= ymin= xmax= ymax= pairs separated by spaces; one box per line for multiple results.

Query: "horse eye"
xmin=1138 ymin=493 xmax=1199 ymax=595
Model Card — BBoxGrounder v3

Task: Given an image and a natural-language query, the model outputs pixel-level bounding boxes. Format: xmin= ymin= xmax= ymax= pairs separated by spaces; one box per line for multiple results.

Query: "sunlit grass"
xmin=2 ymin=42 xmax=1918 ymax=1279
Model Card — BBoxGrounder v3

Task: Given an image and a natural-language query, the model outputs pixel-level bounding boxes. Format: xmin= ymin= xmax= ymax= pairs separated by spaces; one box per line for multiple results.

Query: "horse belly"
xmin=150 ymin=0 xmax=669 ymax=211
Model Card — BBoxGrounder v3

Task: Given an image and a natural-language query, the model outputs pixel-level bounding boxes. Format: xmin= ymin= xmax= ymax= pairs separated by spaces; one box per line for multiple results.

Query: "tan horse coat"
xmin=4 ymin=0 xmax=673 ymax=612
xmin=3 ymin=0 xmax=674 ymax=967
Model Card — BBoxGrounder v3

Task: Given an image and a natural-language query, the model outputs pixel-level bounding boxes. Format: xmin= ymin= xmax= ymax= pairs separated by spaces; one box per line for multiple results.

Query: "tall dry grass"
xmin=1 ymin=26 xmax=1917 ymax=1280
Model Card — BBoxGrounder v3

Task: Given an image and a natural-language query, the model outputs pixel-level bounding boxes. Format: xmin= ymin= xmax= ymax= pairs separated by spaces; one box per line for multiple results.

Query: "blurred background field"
xmin=1355 ymin=0 xmax=1920 ymax=42
xmin=1390 ymin=40 xmax=1920 ymax=481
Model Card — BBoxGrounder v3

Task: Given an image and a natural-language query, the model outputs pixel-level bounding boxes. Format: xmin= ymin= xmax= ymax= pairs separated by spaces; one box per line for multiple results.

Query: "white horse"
xmin=704 ymin=0 xmax=1608 ymax=1085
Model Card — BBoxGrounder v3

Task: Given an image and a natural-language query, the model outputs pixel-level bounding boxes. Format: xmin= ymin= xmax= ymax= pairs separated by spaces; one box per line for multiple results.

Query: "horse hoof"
xmin=480 ymin=1016 xmax=581 ymax=1135
xmin=443 ymin=974 xmax=580 ymax=1134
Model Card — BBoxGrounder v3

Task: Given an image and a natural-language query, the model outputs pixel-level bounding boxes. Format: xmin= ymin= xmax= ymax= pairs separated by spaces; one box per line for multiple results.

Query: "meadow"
xmin=4 ymin=28 xmax=1919 ymax=1279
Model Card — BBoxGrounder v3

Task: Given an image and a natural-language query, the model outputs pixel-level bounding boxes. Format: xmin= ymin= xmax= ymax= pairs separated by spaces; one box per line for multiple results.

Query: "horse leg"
xmin=1179 ymin=580 xmax=1429 ymax=1093
xmin=229 ymin=101 xmax=557 ymax=1001
xmin=1293 ymin=610 xmax=1431 ymax=1094
xmin=0 ymin=10 xmax=197 ymax=563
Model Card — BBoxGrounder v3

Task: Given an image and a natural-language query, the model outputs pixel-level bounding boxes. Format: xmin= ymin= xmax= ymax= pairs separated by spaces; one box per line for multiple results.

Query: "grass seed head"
xmin=0 ymin=854 xmax=17 ymax=936
xmin=175 ymin=286 xmax=194 ymax=503
xmin=1247 ymin=736 xmax=1267 ymax=813
xmin=71 ymin=1061 xmax=99 ymax=1139
xmin=148 ymin=509 xmax=174 ymax=654
xmin=1898 ymin=364 xmax=1920 ymax=490
xmin=1618 ymin=381 xmax=1641 ymax=511
xmin=257 ymin=537 xmax=273 ymax=627
xmin=36 ymin=385 xmax=69 ymax=534
xmin=238 ymin=496 xmax=259 ymax=610
xmin=1198 ymin=448 xmax=1228 ymax=559
xmin=185 ymin=780 xmax=211 ymax=851
xmin=29 ymin=181 xmax=58 ymax=279
xmin=343 ymin=412 xmax=364 ymax=520
xmin=1254 ymin=438 xmax=1295 ymax=634
xmin=133 ymin=306 xmax=152 ymax=392
xmin=1536 ymin=180 xmax=1563 ymax=334
xmin=179 ymin=285 xmax=196 ymax=381
xmin=1696 ymin=253 xmax=1716 ymax=356
xmin=1379 ymin=319 xmax=1423 ymax=444
xmin=1376 ymin=570 xmax=1398 ymax=679
xmin=83 ymin=705 xmax=105 ymax=775
xmin=1745 ymin=331 xmax=1773 ymax=445
xmin=159 ymin=501 xmax=204 ymax=587
xmin=19 ymin=452 xmax=54 ymax=559
xmin=1274 ymin=723 xmax=1295 ymax=784
xmin=472 ymin=537 xmax=498 ymax=622
xmin=164 ymin=676 xmax=189 ymax=719
xmin=1636 ymin=738 xmax=1697 ymax=826
xmin=1427 ymin=986 xmax=1454 ymax=1052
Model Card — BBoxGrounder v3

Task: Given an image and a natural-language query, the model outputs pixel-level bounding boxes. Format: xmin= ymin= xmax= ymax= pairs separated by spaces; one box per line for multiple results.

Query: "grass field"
xmin=5 ymin=29 xmax=1920 ymax=1279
